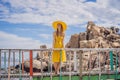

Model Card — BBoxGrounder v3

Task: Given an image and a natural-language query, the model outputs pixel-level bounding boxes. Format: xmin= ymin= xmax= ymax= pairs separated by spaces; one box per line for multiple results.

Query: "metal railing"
xmin=0 ymin=48 xmax=120 ymax=80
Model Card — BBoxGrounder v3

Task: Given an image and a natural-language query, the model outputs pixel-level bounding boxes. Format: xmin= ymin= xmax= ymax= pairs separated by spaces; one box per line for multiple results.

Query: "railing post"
xmin=69 ymin=51 xmax=71 ymax=80
xmin=98 ymin=50 xmax=101 ymax=80
xmin=22 ymin=51 xmax=24 ymax=74
xmin=8 ymin=50 xmax=11 ymax=80
xmin=19 ymin=50 xmax=22 ymax=80
xmin=107 ymin=50 xmax=110 ymax=79
xmin=74 ymin=51 xmax=77 ymax=71
xmin=40 ymin=50 xmax=43 ymax=80
xmin=79 ymin=50 xmax=82 ymax=80
xmin=115 ymin=52 xmax=118 ymax=79
xmin=50 ymin=50 xmax=53 ymax=80
xmin=48 ymin=51 xmax=51 ymax=73
xmin=30 ymin=50 xmax=33 ymax=80
xmin=110 ymin=51 xmax=113 ymax=70
xmin=4 ymin=52 xmax=6 ymax=73
xmin=13 ymin=52 xmax=15 ymax=74
xmin=119 ymin=51 xmax=120 ymax=68
xmin=88 ymin=50 xmax=92 ymax=80
xmin=59 ymin=50 xmax=62 ymax=80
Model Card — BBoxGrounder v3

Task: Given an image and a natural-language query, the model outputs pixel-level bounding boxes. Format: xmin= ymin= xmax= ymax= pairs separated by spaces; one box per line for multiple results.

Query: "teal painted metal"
xmin=4 ymin=52 xmax=6 ymax=73
xmin=109 ymin=51 xmax=113 ymax=71
xmin=60 ymin=50 xmax=62 ymax=80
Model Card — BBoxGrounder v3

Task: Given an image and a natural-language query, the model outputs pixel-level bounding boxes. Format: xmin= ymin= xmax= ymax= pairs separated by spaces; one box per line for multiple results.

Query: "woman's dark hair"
xmin=56 ymin=24 xmax=63 ymax=36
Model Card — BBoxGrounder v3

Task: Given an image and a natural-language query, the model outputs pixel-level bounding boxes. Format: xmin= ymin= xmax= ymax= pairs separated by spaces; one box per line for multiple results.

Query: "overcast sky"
xmin=0 ymin=0 xmax=120 ymax=49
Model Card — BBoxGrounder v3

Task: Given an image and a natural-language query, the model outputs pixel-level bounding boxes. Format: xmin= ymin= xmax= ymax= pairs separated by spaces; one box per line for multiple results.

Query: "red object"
xmin=30 ymin=50 xmax=33 ymax=76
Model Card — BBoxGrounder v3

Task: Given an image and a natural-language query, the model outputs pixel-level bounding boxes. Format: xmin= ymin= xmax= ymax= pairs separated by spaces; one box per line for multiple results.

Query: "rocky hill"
xmin=66 ymin=21 xmax=120 ymax=48
xmin=65 ymin=21 xmax=120 ymax=70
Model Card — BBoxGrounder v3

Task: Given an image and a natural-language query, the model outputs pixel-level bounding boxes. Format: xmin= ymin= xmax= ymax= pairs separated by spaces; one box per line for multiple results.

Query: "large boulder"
xmin=97 ymin=37 xmax=111 ymax=48
xmin=79 ymin=32 xmax=87 ymax=41
xmin=86 ymin=21 xmax=103 ymax=40
xmin=36 ymin=45 xmax=49 ymax=61
xmin=24 ymin=59 xmax=47 ymax=72
xmin=110 ymin=27 xmax=120 ymax=34
xmin=79 ymin=39 xmax=99 ymax=48
xmin=79 ymin=40 xmax=88 ymax=48
xmin=36 ymin=51 xmax=49 ymax=61
xmin=65 ymin=34 xmax=79 ymax=48
xmin=111 ymin=42 xmax=120 ymax=48
xmin=106 ymin=34 xmax=120 ymax=42
xmin=40 ymin=45 xmax=47 ymax=48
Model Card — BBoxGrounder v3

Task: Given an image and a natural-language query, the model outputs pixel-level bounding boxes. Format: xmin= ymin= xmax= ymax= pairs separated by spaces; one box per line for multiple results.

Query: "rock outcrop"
xmin=66 ymin=21 xmax=120 ymax=70
xmin=24 ymin=59 xmax=47 ymax=72
xmin=66 ymin=34 xmax=79 ymax=48
xmin=66 ymin=21 xmax=120 ymax=48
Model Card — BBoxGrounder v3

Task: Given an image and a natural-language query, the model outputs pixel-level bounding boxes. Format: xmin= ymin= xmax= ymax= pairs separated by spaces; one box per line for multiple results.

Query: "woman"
xmin=52 ymin=21 xmax=67 ymax=74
